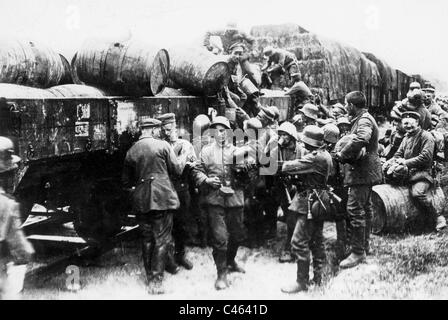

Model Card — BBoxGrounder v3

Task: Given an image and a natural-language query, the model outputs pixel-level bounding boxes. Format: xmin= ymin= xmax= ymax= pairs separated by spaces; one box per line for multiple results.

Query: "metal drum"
xmin=371 ymin=184 xmax=446 ymax=234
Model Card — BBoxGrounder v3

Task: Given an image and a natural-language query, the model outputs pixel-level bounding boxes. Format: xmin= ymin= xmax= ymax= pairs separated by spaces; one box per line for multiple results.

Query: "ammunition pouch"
xmin=310 ymin=189 xmax=338 ymax=221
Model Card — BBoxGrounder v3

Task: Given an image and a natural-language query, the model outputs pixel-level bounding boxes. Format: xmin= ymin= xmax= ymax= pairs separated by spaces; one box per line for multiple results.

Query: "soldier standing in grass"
xmin=334 ymin=92 xmax=383 ymax=269
xmin=122 ymin=118 xmax=182 ymax=294
xmin=191 ymin=116 xmax=248 ymax=290
xmin=280 ymin=125 xmax=333 ymax=293
xmin=157 ymin=113 xmax=196 ymax=271
xmin=0 ymin=137 xmax=34 ymax=300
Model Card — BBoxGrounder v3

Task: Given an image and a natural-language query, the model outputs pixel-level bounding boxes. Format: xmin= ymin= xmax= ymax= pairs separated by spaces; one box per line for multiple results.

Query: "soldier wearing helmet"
xmin=279 ymin=125 xmax=333 ymax=293
xmin=334 ymin=91 xmax=383 ymax=269
xmin=259 ymin=121 xmax=303 ymax=262
xmin=291 ymin=103 xmax=319 ymax=133
xmin=261 ymin=46 xmax=301 ymax=87
xmin=275 ymin=121 xmax=304 ymax=263
xmin=0 ymin=137 xmax=34 ymax=299
xmin=190 ymin=116 xmax=248 ymax=290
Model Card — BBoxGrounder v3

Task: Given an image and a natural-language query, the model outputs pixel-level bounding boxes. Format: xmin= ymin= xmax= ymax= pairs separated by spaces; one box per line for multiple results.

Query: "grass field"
xmin=21 ymin=222 xmax=448 ymax=300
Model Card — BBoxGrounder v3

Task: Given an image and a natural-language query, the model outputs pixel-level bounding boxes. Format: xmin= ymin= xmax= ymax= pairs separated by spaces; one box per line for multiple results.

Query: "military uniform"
xmin=0 ymin=188 xmax=35 ymax=298
xmin=282 ymin=147 xmax=333 ymax=288
xmin=192 ymin=139 xmax=247 ymax=288
xmin=338 ymin=110 xmax=382 ymax=257
xmin=122 ymin=131 xmax=182 ymax=289
xmin=265 ymin=49 xmax=301 ymax=86
xmin=203 ymin=28 xmax=255 ymax=54
xmin=393 ymin=127 xmax=438 ymax=231
xmin=169 ymin=137 xmax=197 ymax=267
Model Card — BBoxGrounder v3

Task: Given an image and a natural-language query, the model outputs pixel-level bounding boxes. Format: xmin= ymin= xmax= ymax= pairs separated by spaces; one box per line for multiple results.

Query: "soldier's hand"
xmin=205 ymin=177 xmax=222 ymax=189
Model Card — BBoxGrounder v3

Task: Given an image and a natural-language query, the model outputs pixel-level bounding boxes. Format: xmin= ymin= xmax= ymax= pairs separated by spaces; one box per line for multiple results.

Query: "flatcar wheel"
xmin=72 ymin=181 xmax=126 ymax=245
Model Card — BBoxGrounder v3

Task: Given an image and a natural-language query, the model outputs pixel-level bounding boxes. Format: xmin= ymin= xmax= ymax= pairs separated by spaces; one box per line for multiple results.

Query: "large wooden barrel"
xmin=46 ymin=84 xmax=105 ymax=97
xmin=155 ymin=87 xmax=192 ymax=97
xmin=167 ymin=46 xmax=230 ymax=95
xmin=71 ymin=39 xmax=169 ymax=96
xmin=0 ymin=83 xmax=57 ymax=99
xmin=0 ymin=40 xmax=66 ymax=88
xmin=241 ymin=60 xmax=262 ymax=87
xmin=371 ymin=184 xmax=447 ymax=234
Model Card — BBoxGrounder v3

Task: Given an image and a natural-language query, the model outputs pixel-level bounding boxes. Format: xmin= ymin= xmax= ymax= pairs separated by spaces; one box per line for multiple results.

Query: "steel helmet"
xmin=263 ymin=46 xmax=274 ymax=56
xmin=336 ymin=117 xmax=350 ymax=127
xmin=269 ymin=106 xmax=280 ymax=121
xmin=409 ymin=81 xmax=421 ymax=90
xmin=210 ymin=116 xmax=231 ymax=129
xmin=301 ymin=125 xmax=324 ymax=148
xmin=322 ymin=124 xmax=340 ymax=144
xmin=193 ymin=114 xmax=211 ymax=133
xmin=0 ymin=137 xmax=21 ymax=174
xmin=300 ymin=103 xmax=319 ymax=121
xmin=278 ymin=121 xmax=298 ymax=141
xmin=244 ymin=118 xmax=263 ymax=131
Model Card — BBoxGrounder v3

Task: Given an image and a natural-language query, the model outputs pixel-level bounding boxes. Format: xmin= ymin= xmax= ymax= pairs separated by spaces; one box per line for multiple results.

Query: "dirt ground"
xmin=21 ymin=221 xmax=448 ymax=300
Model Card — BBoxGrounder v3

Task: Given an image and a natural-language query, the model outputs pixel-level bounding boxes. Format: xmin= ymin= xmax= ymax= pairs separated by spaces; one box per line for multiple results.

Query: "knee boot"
xmin=213 ymin=250 xmax=228 ymax=290
xmin=281 ymin=259 xmax=309 ymax=293
xmin=142 ymin=241 xmax=154 ymax=280
xmin=335 ymin=219 xmax=348 ymax=260
xmin=339 ymin=227 xmax=366 ymax=269
xmin=365 ymin=217 xmax=372 ymax=255
xmin=226 ymin=243 xmax=245 ymax=273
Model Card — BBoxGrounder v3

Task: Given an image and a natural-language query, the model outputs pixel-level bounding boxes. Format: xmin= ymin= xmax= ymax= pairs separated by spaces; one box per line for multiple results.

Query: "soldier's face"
xmin=278 ymin=132 xmax=292 ymax=147
xmin=161 ymin=123 xmax=176 ymax=141
xmin=402 ymin=118 xmax=419 ymax=134
xmin=345 ymin=99 xmax=355 ymax=117
xmin=214 ymin=125 xmax=228 ymax=145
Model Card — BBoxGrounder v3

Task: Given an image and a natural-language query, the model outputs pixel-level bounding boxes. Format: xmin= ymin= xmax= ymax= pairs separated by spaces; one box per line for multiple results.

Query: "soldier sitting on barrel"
xmin=383 ymin=111 xmax=447 ymax=232
xmin=0 ymin=137 xmax=34 ymax=299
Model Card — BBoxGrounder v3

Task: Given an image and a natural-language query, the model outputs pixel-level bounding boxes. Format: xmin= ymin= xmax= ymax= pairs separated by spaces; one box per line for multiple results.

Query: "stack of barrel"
xmin=0 ymin=38 xmax=233 ymax=99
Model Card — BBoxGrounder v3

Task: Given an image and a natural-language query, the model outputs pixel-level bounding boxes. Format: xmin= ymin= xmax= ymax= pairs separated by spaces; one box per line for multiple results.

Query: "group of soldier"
xmin=1 ymin=22 xmax=447 ymax=298
xmin=119 ymin=72 xmax=448 ymax=295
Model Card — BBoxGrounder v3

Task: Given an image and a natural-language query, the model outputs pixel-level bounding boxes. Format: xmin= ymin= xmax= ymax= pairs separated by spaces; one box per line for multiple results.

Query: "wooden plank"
xmin=27 ymin=234 xmax=87 ymax=244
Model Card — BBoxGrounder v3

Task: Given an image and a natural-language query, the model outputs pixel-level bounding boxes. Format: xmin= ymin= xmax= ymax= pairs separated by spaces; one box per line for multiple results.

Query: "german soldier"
xmin=280 ymin=125 xmax=333 ymax=293
xmin=291 ymin=103 xmax=319 ymax=134
xmin=262 ymin=46 xmax=301 ymax=87
xmin=191 ymin=116 xmax=247 ymax=290
xmin=0 ymin=137 xmax=34 ymax=299
xmin=157 ymin=113 xmax=196 ymax=270
xmin=203 ymin=22 xmax=255 ymax=55
xmin=269 ymin=122 xmax=303 ymax=263
xmin=239 ymin=118 xmax=265 ymax=248
xmin=121 ymin=118 xmax=182 ymax=294
xmin=323 ymin=124 xmax=349 ymax=260
xmin=384 ymin=111 xmax=447 ymax=232
xmin=191 ymin=114 xmax=212 ymax=247
xmin=335 ymin=91 xmax=383 ymax=269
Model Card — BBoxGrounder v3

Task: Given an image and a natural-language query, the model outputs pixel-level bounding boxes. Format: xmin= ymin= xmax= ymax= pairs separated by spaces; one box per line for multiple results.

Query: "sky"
xmin=1 ymin=0 xmax=447 ymax=89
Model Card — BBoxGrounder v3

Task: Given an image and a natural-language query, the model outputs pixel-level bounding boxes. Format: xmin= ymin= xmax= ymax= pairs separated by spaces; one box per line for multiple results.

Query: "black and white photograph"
xmin=0 ymin=0 xmax=448 ymax=304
